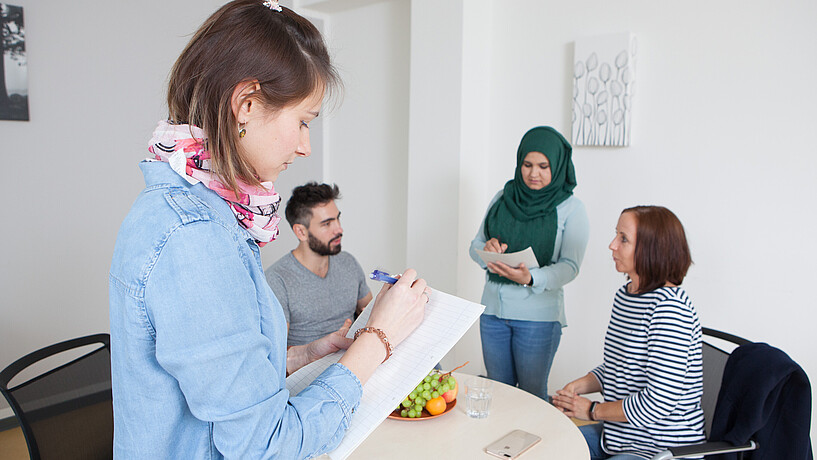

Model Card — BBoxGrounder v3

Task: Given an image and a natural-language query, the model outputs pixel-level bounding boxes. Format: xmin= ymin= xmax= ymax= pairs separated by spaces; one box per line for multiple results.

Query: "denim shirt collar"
xmin=139 ymin=160 xmax=255 ymax=245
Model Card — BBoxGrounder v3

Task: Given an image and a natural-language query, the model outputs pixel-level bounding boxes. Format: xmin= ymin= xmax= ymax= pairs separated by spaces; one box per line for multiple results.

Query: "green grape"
xmin=431 ymin=391 xmax=440 ymax=399
xmin=448 ymin=377 xmax=457 ymax=386
xmin=409 ymin=391 xmax=418 ymax=400
xmin=408 ymin=409 xmax=417 ymax=418
xmin=422 ymin=390 xmax=432 ymax=400
xmin=440 ymin=384 xmax=450 ymax=393
xmin=413 ymin=404 xmax=423 ymax=412
xmin=423 ymin=375 xmax=432 ymax=383
xmin=401 ymin=409 xmax=408 ymax=417
xmin=415 ymin=397 xmax=425 ymax=406
xmin=430 ymin=379 xmax=439 ymax=388
xmin=416 ymin=384 xmax=424 ymax=393
xmin=423 ymin=382 xmax=431 ymax=391
xmin=402 ymin=399 xmax=412 ymax=408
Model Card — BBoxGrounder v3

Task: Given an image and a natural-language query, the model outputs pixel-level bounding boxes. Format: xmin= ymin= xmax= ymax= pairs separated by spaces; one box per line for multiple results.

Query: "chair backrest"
xmin=700 ymin=327 xmax=750 ymax=437
xmin=0 ymin=334 xmax=113 ymax=460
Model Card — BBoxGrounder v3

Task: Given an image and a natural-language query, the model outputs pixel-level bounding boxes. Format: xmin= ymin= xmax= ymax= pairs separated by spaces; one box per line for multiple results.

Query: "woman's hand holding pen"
xmin=483 ymin=238 xmax=533 ymax=284
xmin=484 ymin=238 xmax=508 ymax=253
xmin=339 ymin=269 xmax=428 ymax=384
xmin=483 ymin=238 xmax=531 ymax=284
xmin=366 ymin=268 xmax=428 ymax=348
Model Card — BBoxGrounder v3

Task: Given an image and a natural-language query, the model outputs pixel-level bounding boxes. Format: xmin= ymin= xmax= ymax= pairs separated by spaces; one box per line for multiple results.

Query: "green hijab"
xmin=483 ymin=126 xmax=576 ymax=284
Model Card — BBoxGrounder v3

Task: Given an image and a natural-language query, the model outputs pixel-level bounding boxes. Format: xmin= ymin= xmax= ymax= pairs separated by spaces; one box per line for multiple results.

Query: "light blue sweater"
xmin=469 ymin=192 xmax=589 ymax=325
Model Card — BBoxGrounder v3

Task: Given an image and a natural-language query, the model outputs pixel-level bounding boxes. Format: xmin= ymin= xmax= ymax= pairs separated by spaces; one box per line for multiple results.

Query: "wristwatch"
xmin=589 ymin=401 xmax=599 ymax=421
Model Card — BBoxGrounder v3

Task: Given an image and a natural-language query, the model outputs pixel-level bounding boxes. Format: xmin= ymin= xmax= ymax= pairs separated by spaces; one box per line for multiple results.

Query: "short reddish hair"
xmin=623 ymin=206 xmax=692 ymax=293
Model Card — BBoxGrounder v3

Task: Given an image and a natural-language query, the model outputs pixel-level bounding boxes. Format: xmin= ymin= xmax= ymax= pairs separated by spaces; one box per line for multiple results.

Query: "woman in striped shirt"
xmin=552 ymin=206 xmax=705 ymax=459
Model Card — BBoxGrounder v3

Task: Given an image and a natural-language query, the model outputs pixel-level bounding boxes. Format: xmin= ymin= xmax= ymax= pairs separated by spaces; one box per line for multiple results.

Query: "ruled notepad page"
xmin=285 ymin=288 xmax=485 ymax=460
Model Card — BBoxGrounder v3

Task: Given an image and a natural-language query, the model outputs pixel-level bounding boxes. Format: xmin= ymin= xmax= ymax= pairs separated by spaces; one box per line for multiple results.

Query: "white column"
xmin=407 ymin=0 xmax=493 ymax=372
xmin=405 ymin=0 xmax=465 ymax=293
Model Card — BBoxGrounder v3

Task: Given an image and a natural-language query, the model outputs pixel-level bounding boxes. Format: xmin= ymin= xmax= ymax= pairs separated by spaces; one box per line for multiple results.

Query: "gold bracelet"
xmin=353 ymin=326 xmax=393 ymax=363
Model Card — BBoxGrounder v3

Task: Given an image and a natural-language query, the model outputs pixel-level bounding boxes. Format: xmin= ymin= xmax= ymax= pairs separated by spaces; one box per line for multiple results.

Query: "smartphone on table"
xmin=484 ymin=429 xmax=542 ymax=459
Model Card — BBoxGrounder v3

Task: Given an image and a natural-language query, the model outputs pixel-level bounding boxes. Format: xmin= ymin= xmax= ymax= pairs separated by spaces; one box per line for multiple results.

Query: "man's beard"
xmin=308 ymin=233 xmax=342 ymax=256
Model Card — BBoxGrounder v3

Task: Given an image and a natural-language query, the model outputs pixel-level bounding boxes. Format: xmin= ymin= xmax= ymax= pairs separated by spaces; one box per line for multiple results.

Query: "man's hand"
xmin=305 ymin=318 xmax=354 ymax=363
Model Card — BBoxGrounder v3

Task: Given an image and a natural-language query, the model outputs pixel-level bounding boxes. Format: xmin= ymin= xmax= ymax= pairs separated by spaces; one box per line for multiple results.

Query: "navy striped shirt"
xmin=590 ymin=284 xmax=705 ymax=459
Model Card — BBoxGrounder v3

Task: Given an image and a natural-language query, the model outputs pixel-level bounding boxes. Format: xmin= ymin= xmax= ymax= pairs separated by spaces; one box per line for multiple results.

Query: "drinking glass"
xmin=464 ymin=376 xmax=493 ymax=419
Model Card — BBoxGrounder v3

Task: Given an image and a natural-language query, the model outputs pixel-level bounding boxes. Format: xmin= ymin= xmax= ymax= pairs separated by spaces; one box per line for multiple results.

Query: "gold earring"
xmin=238 ymin=122 xmax=247 ymax=138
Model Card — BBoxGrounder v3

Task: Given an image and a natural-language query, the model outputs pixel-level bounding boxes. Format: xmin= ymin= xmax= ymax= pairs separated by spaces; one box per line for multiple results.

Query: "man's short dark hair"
xmin=285 ymin=182 xmax=341 ymax=228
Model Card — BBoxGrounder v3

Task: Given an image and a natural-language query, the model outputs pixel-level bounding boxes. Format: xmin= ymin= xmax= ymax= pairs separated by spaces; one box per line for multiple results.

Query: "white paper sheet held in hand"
xmin=475 ymin=246 xmax=539 ymax=269
xmin=285 ymin=287 xmax=485 ymax=460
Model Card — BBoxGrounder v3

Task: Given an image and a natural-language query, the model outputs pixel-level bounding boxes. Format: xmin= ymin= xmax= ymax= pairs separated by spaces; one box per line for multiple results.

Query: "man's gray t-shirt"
xmin=265 ymin=251 xmax=371 ymax=347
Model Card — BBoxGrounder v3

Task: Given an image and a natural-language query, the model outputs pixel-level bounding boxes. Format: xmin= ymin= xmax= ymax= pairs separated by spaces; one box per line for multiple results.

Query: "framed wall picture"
xmin=571 ymin=32 xmax=636 ymax=147
xmin=1 ymin=3 xmax=28 ymax=121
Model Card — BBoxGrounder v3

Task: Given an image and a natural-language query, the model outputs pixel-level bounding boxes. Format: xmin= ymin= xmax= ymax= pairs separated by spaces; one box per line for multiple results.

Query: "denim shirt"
xmin=109 ymin=161 xmax=362 ymax=459
xmin=469 ymin=192 xmax=589 ymax=325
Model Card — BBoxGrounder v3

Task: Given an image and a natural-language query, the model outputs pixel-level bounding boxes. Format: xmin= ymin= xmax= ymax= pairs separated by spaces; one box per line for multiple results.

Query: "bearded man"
xmin=265 ymin=182 xmax=372 ymax=347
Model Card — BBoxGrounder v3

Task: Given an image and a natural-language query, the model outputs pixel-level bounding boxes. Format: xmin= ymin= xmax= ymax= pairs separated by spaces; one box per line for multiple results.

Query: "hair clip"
xmin=263 ymin=0 xmax=283 ymax=12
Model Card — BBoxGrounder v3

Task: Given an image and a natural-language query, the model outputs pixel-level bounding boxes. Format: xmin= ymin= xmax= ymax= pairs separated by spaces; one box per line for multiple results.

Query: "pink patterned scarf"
xmin=148 ymin=120 xmax=282 ymax=247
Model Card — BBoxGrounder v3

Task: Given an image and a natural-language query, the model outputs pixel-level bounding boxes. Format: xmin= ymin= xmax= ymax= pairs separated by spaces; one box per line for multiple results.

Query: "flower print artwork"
xmin=571 ymin=33 xmax=637 ymax=146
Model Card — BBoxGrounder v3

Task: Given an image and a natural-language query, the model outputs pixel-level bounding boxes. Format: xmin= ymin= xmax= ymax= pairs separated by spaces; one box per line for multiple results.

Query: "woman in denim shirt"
xmin=469 ymin=126 xmax=589 ymax=401
xmin=109 ymin=2 xmax=427 ymax=458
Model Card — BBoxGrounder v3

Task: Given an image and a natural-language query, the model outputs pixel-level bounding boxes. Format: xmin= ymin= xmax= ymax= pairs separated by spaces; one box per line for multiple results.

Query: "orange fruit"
xmin=426 ymin=396 xmax=447 ymax=416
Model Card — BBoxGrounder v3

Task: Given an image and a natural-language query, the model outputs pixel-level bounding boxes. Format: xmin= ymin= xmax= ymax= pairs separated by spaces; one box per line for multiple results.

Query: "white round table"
xmin=346 ymin=372 xmax=590 ymax=459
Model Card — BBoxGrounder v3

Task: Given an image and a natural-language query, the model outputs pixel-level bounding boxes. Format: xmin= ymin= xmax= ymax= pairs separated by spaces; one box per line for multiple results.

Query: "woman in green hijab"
xmin=469 ymin=126 xmax=589 ymax=400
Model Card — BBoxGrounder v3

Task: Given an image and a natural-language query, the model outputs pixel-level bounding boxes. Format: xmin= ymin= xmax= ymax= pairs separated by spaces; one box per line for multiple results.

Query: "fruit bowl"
xmin=388 ymin=366 xmax=463 ymax=420
xmin=388 ymin=398 xmax=456 ymax=421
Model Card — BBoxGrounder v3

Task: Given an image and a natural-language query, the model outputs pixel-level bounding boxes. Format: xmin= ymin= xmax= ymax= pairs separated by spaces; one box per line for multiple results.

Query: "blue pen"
xmin=370 ymin=269 xmax=398 ymax=284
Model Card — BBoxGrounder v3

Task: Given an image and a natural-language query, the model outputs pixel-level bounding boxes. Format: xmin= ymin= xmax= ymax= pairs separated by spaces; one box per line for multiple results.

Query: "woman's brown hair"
xmin=624 ymin=206 xmax=692 ymax=293
xmin=167 ymin=0 xmax=340 ymax=195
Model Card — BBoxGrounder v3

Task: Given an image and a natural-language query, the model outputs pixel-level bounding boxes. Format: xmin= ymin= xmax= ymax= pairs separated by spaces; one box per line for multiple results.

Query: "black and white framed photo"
xmin=1 ymin=3 xmax=27 ymax=121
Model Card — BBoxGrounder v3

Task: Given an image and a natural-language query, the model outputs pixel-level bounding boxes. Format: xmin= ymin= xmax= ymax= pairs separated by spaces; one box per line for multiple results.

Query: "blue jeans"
xmin=479 ymin=314 xmax=561 ymax=400
xmin=580 ymin=423 xmax=646 ymax=460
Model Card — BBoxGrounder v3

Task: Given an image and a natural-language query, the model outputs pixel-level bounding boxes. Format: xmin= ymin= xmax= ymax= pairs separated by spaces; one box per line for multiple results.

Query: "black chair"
xmin=651 ymin=327 xmax=757 ymax=459
xmin=0 ymin=334 xmax=113 ymax=460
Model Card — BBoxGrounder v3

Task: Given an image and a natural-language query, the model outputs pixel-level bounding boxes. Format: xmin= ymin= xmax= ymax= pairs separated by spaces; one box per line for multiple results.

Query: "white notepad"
xmin=475 ymin=246 xmax=540 ymax=269
xmin=285 ymin=287 xmax=485 ymax=460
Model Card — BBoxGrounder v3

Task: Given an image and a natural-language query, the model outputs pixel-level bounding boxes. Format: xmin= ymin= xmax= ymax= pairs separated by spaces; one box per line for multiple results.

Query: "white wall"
xmin=0 ymin=0 xmax=225 ymax=417
xmin=405 ymin=0 xmax=464 ymax=292
xmin=453 ymin=0 xmax=493 ymax=373
xmin=308 ymin=0 xmax=411 ymax=291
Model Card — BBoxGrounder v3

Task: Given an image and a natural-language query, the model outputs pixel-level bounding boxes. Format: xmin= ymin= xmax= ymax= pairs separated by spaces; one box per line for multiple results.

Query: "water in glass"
xmin=465 ymin=378 xmax=493 ymax=418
